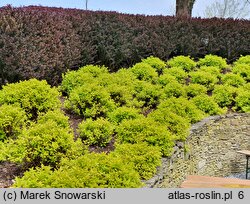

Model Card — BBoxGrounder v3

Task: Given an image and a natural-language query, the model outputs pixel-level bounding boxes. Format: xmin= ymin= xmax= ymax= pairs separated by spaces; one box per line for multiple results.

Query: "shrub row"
xmin=0 ymin=54 xmax=249 ymax=188
xmin=13 ymin=143 xmax=162 ymax=187
xmin=0 ymin=6 xmax=250 ymax=86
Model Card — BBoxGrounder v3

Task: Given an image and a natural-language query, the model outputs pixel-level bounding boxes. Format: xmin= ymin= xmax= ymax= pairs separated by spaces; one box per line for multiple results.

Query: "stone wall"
xmin=145 ymin=113 xmax=250 ymax=188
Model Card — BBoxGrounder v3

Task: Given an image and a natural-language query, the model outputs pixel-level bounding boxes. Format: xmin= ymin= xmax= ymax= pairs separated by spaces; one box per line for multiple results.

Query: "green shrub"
xmin=13 ymin=165 xmax=56 ymax=188
xmin=61 ymin=71 xmax=98 ymax=95
xmin=189 ymin=71 xmax=218 ymax=90
xmin=148 ymin=110 xmax=190 ymax=141
xmin=198 ymin=54 xmax=227 ymax=69
xmin=96 ymin=73 xmax=113 ymax=87
xmin=162 ymin=81 xmax=186 ymax=98
xmin=106 ymin=70 xmax=137 ymax=105
xmin=0 ymin=104 xmax=27 ymax=139
xmin=64 ymin=84 xmax=116 ymax=119
xmin=133 ymin=81 xmax=163 ymax=109
xmin=108 ymin=107 xmax=143 ymax=124
xmin=112 ymin=143 xmax=162 ymax=180
xmin=157 ymin=73 xmax=177 ymax=86
xmin=242 ymin=83 xmax=250 ymax=91
xmin=106 ymin=83 xmax=134 ymax=107
xmin=234 ymin=55 xmax=250 ymax=66
xmin=142 ymin=56 xmax=166 ymax=74
xmin=37 ymin=110 xmax=70 ymax=129
xmin=1 ymin=121 xmax=85 ymax=167
xmin=0 ymin=79 xmax=61 ymax=119
xmin=199 ymin=66 xmax=222 ymax=78
xmin=185 ymin=84 xmax=207 ymax=98
xmin=212 ymin=85 xmax=237 ymax=107
xmin=167 ymin=56 xmax=196 ymax=72
xmin=115 ymin=118 xmax=156 ymax=144
xmin=157 ymin=98 xmax=205 ymax=123
xmin=221 ymin=73 xmax=245 ymax=87
xmin=163 ymin=67 xmax=188 ymax=84
xmin=0 ymin=130 xmax=6 ymax=142
xmin=0 ymin=140 xmax=7 ymax=159
xmin=14 ymin=153 xmax=143 ymax=188
xmin=78 ymin=118 xmax=114 ymax=147
xmin=112 ymin=69 xmax=138 ymax=86
xmin=116 ymin=118 xmax=174 ymax=156
xmin=191 ymin=94 xmax=226 ymax=115
xmin=61 ymin=65 xmax=109 ymax=95
xmin=232 ymin=64 xmax=250 ymax=81
xmin=130 ymin=62 xmax=158 ymax=82
xmin=78 ymin=65 xmax=109 ymax=77
xmin=0 ymin=138 xmax=26 ymax=162
xmin=235 ymin=88 xmax=250 ymax=112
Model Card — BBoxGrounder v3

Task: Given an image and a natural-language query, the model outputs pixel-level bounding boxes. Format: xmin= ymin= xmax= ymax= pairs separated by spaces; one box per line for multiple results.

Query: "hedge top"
xmin=0 ymin=5 xmax=249 ymax=86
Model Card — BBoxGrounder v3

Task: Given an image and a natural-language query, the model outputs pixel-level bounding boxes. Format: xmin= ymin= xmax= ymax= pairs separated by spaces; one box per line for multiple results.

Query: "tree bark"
xmin=176 ymin=0 xmax=196 ymax=18
xmin=85 ymin=0 xmax=88 ymax=10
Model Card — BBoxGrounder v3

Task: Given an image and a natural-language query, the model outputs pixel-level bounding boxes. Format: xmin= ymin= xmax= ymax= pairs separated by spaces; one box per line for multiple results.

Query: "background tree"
xmin=176 ymin=0 xmax=196 ymax=17
xmin=85 ymin=0 xmax=89 ymax=10
xmin=205 ymin=0 xmax=250 ymax=19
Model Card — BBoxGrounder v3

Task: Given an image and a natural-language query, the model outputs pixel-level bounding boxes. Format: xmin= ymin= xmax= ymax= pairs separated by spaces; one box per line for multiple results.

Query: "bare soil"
xmin=60 ymin=96 xmax=116 ymax=153
xmin=0 ymin=162 xmax=23 ymax=188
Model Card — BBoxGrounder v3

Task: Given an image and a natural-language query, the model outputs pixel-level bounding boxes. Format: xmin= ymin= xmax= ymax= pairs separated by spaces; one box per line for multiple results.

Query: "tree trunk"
xmin=85 ymin=0 xmax=88 ymax=10
xmin=176 ymin=0 xmax=196 ymax=18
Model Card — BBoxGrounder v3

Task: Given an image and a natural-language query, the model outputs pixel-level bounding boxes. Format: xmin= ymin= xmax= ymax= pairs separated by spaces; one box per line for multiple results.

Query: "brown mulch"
xmin=221 ymin=68 xmax=232 ymax=74
xmin=59 ymin=96 xmax=116 ymax=153
xmin=89 ymin=136 xmax=116 ymax=154
xmin=1 ymin=96 xmax=116 ymax=188
xmin=60 ymin=96 xmax=83 ymax=139
xmin=0 ymin=162 xmax=24 ymax=188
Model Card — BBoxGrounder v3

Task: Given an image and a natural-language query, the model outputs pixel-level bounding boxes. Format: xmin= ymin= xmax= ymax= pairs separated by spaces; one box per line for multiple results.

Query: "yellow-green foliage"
xmin=79 ymin=65 xmax=109 ymax=77
xmin=0 ymin=54 xmax=249 ymax=188
xmin=0 ymin=104 xmax=27 ymax=140
xmin=212 ymin=85 xmax=237 ymax=107
xmin=189 ymin=71 xmax=218 ymax=90
xmin=142 ymin=56 xmax=166 ymax=74
xmin=108 ymin=107 xmax=143 ymax=124
xmin=167 ymin=56 xmax=196 ymax=72
xmin=164 ymin=67 xmax=188 ymax=84
xmin=104 ymin=70 xmax=137 ymax=107
xmin=61 ymin=65 xmax=109 ymax=95
xmin=37 ymin=110 xmax=70 ymax=129
xmin=130 ymin=62 xmax=158 ymax=81
xmin=199 ymin=66 xmax=222 ymax=79
xmin=198 ymin=54 xmax=227 ymax=69
xmin=64 ymin=84 xmax=116 ymax=119
xmin=133 ymin=81 xmax=163 ymax=109
xmin=1 ymin=120 xmax=85 ymax=167
xmin=221 ymin=73 xmax=245 ymax=87
xmin=185 ymin=84 xmax=207 ymax=98
xmin=116 ymin=118 xmax=174 ymax=156
xmin=234 ymin=55 xmax=250 ymax=66
xmin=148 ymin=107 xmax=190 ymax=141
xmin=112 ymin=143 xmax=162 ymax=180
xmin=13 ymin=153 xmax=143 ymax=188
xmin=78 ymin=118 xmax=114 ymax=147
xmin=162 ymin=81 xmax=186 ymax=98
xmin=106 ymin=83 xmax=134 ymax=107
xmin=191 ymin=94 xmax=226 ymax=115
xmin=232 ymin=64 xmax=250 ymax=81
xmin=0 ymin=79 xmax=61 ymax=119
xmin=157 ymin=97 xmax=205 ymax=123
xmin=157 ymin=73 xmax=177 ymax=86
xmin=61 ymin=71 xmax=97 ymax=95
xmin=235 ymin=86 xmax=250 ymax=112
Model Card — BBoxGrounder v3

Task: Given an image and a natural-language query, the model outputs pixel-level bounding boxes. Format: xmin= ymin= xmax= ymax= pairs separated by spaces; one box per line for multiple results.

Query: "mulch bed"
xmin=0 ymin=96 xmax=116 ymax=188
xmin=0 ymin=162 xmax=24 ymax=188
